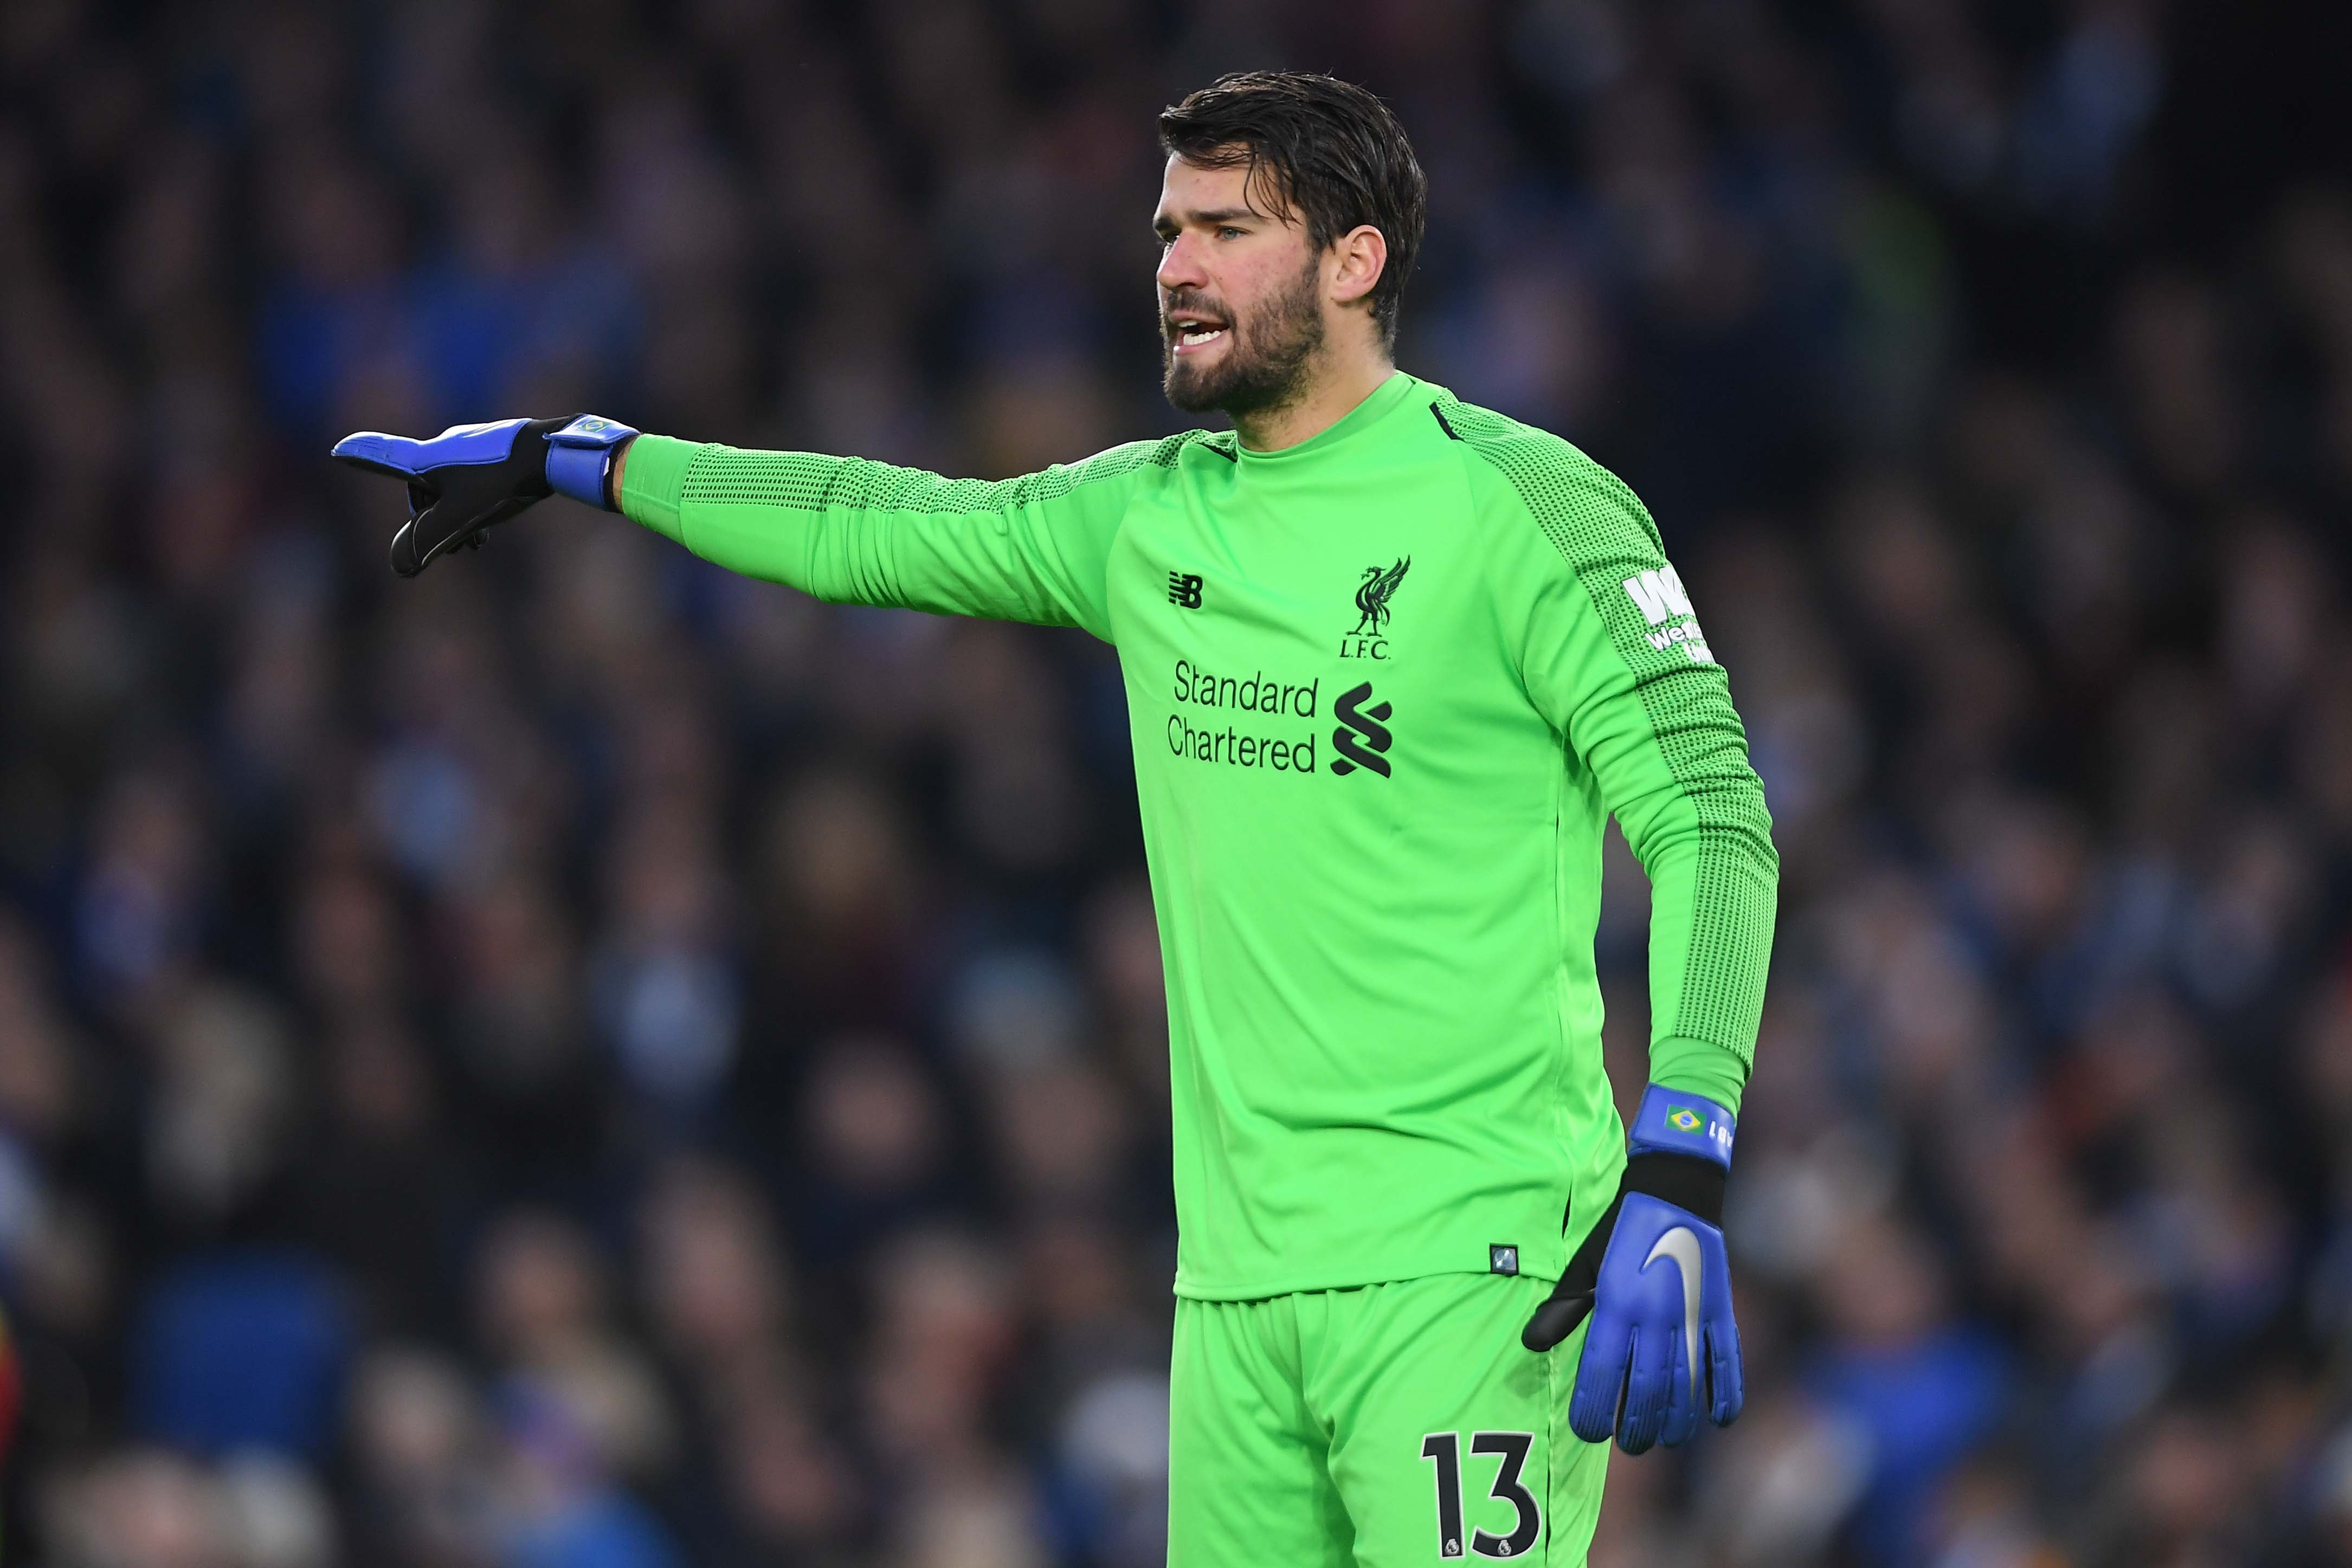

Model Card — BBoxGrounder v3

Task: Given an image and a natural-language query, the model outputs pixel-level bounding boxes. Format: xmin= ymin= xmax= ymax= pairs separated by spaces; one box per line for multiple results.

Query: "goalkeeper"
xmin=337 ymin=71 xmax=1777 ymax=1566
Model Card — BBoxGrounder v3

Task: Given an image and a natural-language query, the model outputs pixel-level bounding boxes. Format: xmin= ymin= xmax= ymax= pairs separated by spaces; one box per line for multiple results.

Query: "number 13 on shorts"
xmin=1421 ymin=1430 xmax=1542 ymax=1559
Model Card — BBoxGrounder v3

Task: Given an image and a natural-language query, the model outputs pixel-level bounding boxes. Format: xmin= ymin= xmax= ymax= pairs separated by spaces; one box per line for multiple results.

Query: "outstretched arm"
xmin=612 ymin=432 xmax=1194 ymax=637
xmin=334 ymin=415 xmax=1195 ymax=637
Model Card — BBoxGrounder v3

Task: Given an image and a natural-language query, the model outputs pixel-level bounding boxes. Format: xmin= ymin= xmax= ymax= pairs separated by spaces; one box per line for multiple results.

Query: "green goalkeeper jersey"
xmin=619 ymin=372 xmax=1777 ymax=1300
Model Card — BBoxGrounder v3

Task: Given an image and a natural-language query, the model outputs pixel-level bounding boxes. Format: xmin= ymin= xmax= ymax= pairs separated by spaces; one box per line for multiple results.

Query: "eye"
xmin=1218 ymin=226 xmax=1243 ymax=240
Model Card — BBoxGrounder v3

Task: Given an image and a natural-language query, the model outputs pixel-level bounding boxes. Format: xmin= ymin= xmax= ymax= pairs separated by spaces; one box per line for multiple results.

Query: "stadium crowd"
xmin=3 ymin=1 xmax=2351 ymax=1564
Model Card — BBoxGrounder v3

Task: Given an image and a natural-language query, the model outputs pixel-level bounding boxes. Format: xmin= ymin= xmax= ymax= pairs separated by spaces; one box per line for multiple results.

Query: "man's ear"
xmin=1328 ymin=224 xmax=1389 ymax=308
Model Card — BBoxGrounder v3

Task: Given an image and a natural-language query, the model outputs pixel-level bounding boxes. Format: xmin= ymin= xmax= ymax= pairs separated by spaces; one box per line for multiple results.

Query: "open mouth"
xmin=1168 ymin=317 xmax=1229 ymax=355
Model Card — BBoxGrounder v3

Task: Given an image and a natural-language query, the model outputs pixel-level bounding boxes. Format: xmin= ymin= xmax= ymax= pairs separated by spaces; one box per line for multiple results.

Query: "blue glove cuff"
xmin=1628 ymin=1085 xmax=1735 ymax=1169
xmin=544 ymin=414 xmax=640 ymax=509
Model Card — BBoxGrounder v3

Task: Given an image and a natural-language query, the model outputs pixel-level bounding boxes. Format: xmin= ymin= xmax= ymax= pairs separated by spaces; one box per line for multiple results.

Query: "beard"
xmin=1161 ymin=255 xmax=1326 ymax=417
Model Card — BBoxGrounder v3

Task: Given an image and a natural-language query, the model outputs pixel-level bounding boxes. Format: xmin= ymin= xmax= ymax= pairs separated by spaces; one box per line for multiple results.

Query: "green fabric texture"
xmin=1169 ymin=1273 xmax=1608 ymax=1566
xmin=618 ymin=373 xmax=1776 ymax=1299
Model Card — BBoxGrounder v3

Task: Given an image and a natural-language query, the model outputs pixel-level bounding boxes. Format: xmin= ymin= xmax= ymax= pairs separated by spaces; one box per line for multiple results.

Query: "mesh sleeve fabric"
xmin=647 ymin=433 xmax=1201 ymax=634
xmin=678 ymin=441 xmax=1181 ymax=516
xmin=1440 ymin=391 xmax=1779 ymax=1075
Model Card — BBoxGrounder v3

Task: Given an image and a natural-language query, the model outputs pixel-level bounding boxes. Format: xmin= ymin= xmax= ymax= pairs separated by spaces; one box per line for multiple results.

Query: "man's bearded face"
xmin=1161 ymin=249 xmax=1325 ymax=417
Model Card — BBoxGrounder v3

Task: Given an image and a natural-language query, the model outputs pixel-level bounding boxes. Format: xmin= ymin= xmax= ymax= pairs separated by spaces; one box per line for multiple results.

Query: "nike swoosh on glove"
xmin=1522 ymin=1086 xmax=1744 ymax=1454
xmin=332 ymin=414 xmax=638 ymax=577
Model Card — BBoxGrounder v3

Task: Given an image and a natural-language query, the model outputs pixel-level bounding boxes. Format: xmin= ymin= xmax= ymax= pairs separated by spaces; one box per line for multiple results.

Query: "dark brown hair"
xmin=1158 ymin=71 xmax=1428 ymax=349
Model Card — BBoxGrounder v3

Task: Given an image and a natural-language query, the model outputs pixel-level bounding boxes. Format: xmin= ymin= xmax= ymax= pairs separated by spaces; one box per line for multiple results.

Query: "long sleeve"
xmin=618 ymin=430 xmax=1206 ymax=638
xmin=1451 ymin=404 xmax=1779 ymax=1112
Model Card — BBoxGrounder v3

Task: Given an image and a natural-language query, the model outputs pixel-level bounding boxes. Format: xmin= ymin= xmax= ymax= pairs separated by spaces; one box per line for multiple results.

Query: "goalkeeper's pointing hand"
xmin=1523 ymin=1086 xmax=1744 ymax=1454
xmin=331 ymin=414 xmax=638 ymax=577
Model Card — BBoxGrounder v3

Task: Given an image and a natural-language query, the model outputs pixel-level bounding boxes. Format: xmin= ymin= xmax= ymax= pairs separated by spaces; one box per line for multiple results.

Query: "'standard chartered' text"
xmin=1167 ymin=660 xmax=1319 ymax=772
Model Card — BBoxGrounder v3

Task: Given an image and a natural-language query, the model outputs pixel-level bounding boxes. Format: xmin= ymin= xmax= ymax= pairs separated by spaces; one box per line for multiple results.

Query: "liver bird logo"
xmin=1352 ymin=557 xmax=1411 ymax=636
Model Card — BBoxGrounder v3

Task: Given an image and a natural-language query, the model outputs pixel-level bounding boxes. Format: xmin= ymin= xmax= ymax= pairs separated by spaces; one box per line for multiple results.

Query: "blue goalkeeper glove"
xmin=331 ymin=414 xmax=639 ymax=577
xmin=1522 ymin=1086 xmax=1743 ymax=1453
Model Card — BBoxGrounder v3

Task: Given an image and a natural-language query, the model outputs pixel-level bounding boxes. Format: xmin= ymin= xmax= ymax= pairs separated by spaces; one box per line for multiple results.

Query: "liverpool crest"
xmin=1351 ymin=557 xmax=1410 ymax=635
xmin=1340 ymin=557 xmax=1409 ymax=661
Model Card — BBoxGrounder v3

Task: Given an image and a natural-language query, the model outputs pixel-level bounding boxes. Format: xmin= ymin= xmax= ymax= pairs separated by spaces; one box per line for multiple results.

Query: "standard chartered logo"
xmin=1329 ymin=682 xmax=1393 ymax=777
xmin=1167 ymin=659 xmax=1319 ymax=772
xmin=1163 ymin=659 xmax=1402 ymax=780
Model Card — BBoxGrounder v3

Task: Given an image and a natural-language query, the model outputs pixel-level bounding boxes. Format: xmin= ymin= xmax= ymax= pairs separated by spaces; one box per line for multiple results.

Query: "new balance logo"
xmin=1622 ymin=565 xmax=1715 ymax=664
xmin=1168 ymin=572 xmax=1203 ymax=609
xmin=1331 ymin=681 xmax=1394 ymax=777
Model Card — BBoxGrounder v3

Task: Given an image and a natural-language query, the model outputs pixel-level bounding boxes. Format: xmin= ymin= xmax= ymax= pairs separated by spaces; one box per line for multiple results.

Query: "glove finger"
xmin=392 ymin=496 xmax=482 ymax=577
xmin=1615 ymin=1324 xmax=1678 ymax=1454
xmin=398 ymin=492 xmax=545 ymax=575
xmin=1567 ymin=1315 xmax=1632 ymax=1444
xmin=1705 ymin=1319 xmax=1744 ymax=1427
xmin=1658 ymin=1327 xmax=1700 ymax=1449
xmin=390 ymin=516 xmax=431 ymax=578
xmin=1522 ymin=1289 xmax=1592 ymax=1353
xmin=331 ymin=431 xmax=434 ymax=478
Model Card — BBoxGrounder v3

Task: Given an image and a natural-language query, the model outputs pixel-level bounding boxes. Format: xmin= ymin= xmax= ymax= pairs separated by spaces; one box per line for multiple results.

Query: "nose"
xmin=1157 ymin=231 xmax=1208 ymax=295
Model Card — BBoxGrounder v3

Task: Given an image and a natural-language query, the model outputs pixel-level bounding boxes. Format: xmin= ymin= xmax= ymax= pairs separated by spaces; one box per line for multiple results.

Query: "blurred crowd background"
xmin=4 ymin=1 xmax=2352 ymax=1565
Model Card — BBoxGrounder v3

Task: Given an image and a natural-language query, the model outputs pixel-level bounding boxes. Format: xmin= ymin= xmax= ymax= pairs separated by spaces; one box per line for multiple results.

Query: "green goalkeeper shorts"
xmin=1168 ymin=1271 xmax=1608 ymax=1565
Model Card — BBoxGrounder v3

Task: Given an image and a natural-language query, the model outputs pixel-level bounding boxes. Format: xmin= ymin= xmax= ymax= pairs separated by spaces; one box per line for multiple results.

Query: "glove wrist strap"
xmin=1620 ymin=1153 xmax=1726 ymax=1227
xmin=544 ymin=415 xmax=641 ymax=511
xmin=1627 ymin=1084 xmax=1735 ymax=1169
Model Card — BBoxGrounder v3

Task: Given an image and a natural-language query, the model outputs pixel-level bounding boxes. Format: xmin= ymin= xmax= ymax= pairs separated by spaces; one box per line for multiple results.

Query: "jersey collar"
xmin=1234 ymin=371 xmax=1420 ymax=467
